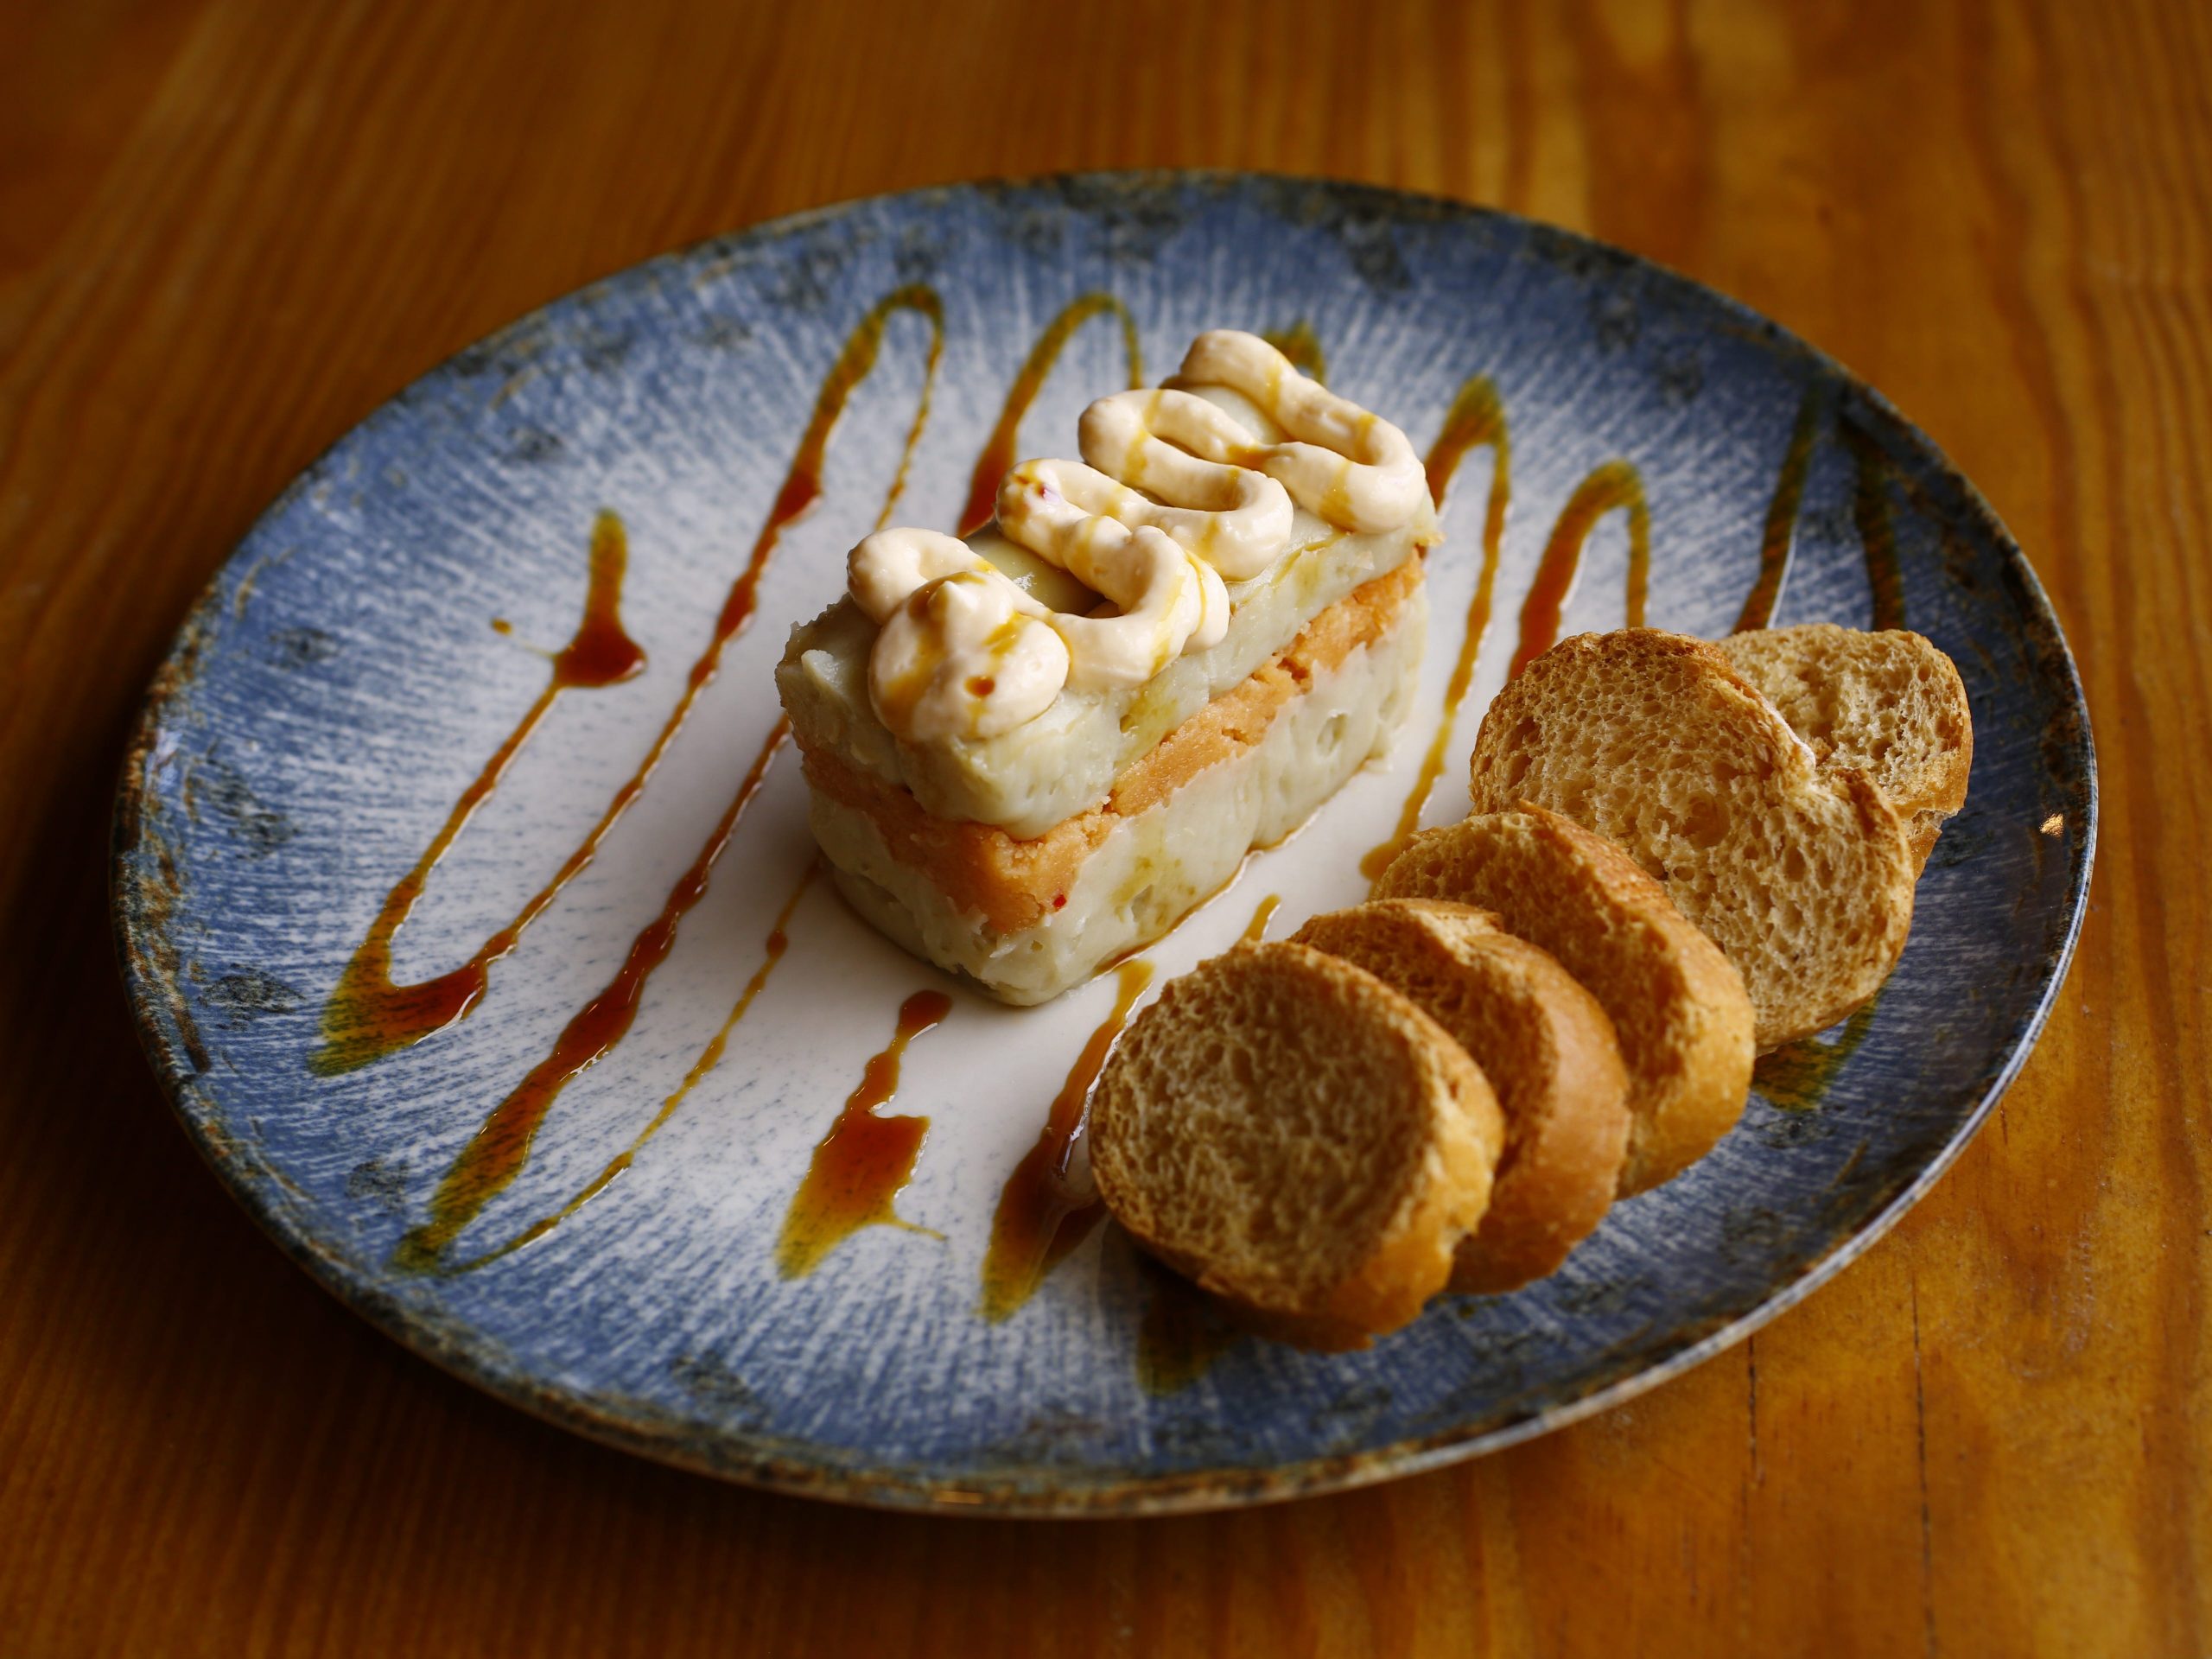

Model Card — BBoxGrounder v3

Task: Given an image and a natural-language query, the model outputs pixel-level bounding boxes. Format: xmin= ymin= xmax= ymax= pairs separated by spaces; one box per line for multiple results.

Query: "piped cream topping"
xmin=848 ymin=531 xmax=1071 ymax=741
xmin=999 ymin=454 xmax=1288 ymax=583
xmin=852 ymin=330 xmax=1424 ymax=744
xmin=1174 ymin=330 xmax=1428 ymax=532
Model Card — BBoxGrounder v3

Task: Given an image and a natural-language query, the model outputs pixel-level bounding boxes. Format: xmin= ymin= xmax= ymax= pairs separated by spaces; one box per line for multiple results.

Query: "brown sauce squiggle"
xmin=1242 ymin=893 xmax=1281 ymax=942
xmin=314 ymin=512 xmax=643 ymax=1074
xmin=777 ymin=989 xmax=954 ymax=1277
xmin=978 ymin=960 xmax=1154 ymax=1321
xmin=1844 ymin=419 xmax=1906 ymax=630
xmin=1509 ymin=460 xmax=1649 ymax=679
xmin=435 ymin=867 xmax=820 ymax=1275
xmin=1361 ymin=373 xmax=1511 ymax=882
xmin=391 ymin=719 xmax=791 ymax=1272
xmin=319 ymin=287 xmax=944 ymax=1074
xmin=1260 ymin=321 xmax=1327 ymax=385
xmin=1135 ymin=1259 xmax=1241 ymax=1395
xmin=958 ymin=293 xmax=1142 ymax=536
xmin=1732 ymin=385 xmax=1821 ymax=633
xmin=1753 ymin=989 xmax=1884 ymax=1111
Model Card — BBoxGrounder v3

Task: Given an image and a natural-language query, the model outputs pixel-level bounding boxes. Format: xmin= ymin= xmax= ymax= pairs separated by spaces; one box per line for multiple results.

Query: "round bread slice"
xmin=1090 ymin=940 xmax=1503 ymax=1345
xmin=1718 ymin=624 xmax=1973 ymax=870
xmin=1291 ymin=900 xmax=1631 ymax=1294
xmin=1375 ymin=807 xmax=1753 ymax=1194
xmin=1467 ymin=629 xmax=1916 ymax=1049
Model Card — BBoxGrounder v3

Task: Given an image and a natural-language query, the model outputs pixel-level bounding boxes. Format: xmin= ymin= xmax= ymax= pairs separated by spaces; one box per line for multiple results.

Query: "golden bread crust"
xmin=1091 ymin=940 xmax=1501 ymax=1345
xmin=1719 ymin=623 xmax=1974 ymax=822
xmin=1467 ymin=628 xmax=1916 ymax=1050
xmin=1376 ymin=805 xmax=1755 ymax=1195
xmin=1291 ymin=899 xmax=1632 ymax=1293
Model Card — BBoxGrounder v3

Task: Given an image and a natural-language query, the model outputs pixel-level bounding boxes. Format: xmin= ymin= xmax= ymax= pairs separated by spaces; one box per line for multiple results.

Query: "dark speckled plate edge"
xmin=110 ymin=170 xmax=2097 ymax=1518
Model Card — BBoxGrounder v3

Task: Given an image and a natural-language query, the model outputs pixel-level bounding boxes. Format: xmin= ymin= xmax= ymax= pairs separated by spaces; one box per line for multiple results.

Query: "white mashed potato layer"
xmin=810 ymin=588 xmax=1427 ymax=1005
xmin=779 ymin=510 xmax=1427 ymax=838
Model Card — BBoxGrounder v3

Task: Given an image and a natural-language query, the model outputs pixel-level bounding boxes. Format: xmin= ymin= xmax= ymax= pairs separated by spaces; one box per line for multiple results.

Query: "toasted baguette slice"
xmin=1375 ymin=807 xmax=1753 ymax=1193
xmin=1291 ymin=900 xmax=1630 ymax=1293
xmin=1467 ymin=630 xmax=1916 ymax=1049
xmin=1718 ymin=624 xmax=1973 ymax=869
xmin=1090 ymin=941 xmax=1503 ymax=1345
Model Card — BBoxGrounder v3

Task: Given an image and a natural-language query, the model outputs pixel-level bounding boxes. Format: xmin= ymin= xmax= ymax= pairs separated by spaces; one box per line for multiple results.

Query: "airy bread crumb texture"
xmin=1467 ymin=629 xmax=1916 ymax=1050
xmin=1719 ymin=623 xmax=1973 ymax=869
xmin=1376 ymin=806 xmax=1753 ymax=1194
xmin=1090 ymin=941 xmax=1503 ymax=1346
xmin=1290 ymin=900 xmax=1631 ymax=1293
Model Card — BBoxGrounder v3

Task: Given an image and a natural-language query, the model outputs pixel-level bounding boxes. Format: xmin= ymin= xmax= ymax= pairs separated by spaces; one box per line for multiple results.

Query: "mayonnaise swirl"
xmin=849 ymin=531 xmax=1069 ymax=741
xmin=1173 ymin=330 xmax=1428 ymax=532
xmin=851 ymin=330 xmax=1425 ymax=744
xmin=1001 ymin=447 xmax=1292 ymax=581
xmin=984 ymin=474 xmax=1231 ymax=689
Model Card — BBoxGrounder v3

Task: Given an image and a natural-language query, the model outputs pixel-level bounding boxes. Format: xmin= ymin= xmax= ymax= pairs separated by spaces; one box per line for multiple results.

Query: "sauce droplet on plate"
xmin=778 ymin=989 xmax=955 ymax=1277
xmin=979 ymin=960 xmax=1154 ymax=1320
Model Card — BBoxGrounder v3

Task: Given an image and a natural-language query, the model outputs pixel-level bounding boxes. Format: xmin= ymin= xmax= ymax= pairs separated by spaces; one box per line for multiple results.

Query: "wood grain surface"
xmin=3 ymin=0 xmax=2206 ymax=1652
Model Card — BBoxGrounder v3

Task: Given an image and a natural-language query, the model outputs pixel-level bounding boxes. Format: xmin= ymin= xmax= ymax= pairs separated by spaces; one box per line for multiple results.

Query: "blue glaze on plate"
xmin=113 ymin=174 xmax=2094 ymax=1514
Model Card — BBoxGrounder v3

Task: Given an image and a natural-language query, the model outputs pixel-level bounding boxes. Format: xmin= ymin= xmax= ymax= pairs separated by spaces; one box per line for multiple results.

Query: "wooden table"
xmin=3 ymin=1 xmax=2204 ymax=1651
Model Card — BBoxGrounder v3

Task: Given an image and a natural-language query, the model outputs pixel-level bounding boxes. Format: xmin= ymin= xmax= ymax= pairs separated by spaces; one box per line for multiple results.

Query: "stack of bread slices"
xmin=1090 ymin=624 xmax=1972 ymax=1347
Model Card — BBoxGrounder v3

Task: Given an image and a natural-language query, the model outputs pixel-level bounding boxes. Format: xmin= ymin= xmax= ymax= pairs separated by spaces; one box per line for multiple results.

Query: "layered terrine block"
xmin=776 ymin=330 xmax=1438 ymax=1004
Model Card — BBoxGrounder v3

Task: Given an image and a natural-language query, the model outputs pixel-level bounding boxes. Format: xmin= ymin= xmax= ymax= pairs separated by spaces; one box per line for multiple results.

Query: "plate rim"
xmin=110 ymin=168 xmax=2100 ymax=1518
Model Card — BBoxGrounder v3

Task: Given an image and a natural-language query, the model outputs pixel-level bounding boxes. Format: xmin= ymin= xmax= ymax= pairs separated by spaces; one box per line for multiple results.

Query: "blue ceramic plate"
xmin=114 ymin=174 xmax=2094 ymax=1515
